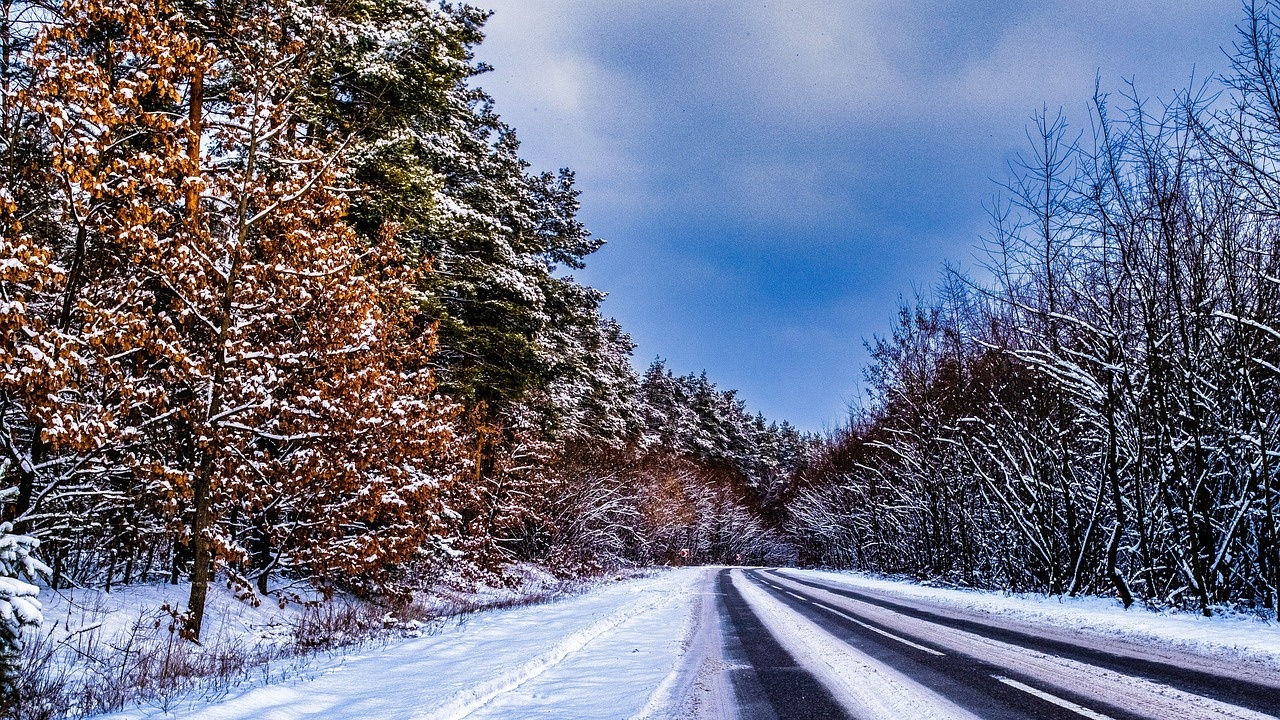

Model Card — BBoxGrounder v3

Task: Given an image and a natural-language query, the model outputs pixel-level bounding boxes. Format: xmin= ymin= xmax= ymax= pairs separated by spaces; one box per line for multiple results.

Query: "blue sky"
xmin=474 ymin=1 xmax=1242 ymax=432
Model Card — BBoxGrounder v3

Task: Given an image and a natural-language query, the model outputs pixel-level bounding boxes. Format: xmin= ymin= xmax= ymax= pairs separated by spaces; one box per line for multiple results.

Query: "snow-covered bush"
xmin=0 ymin=468 xmax=49 ymax=705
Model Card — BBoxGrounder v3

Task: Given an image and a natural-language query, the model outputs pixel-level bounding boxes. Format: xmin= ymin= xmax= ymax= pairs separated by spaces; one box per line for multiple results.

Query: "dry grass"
xmin=10 ymin=591 xmax=423 ymax=720
xmin=8 ymin=567 xmax=630 ymax=720
xmin=13 ymin=606 xmax=312 ymax=720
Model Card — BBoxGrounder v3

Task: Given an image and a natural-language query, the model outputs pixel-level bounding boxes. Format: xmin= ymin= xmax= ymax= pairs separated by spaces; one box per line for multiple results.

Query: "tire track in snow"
xmin=748 ymin=572 xmax=1123 ymax=720
xmin=776 ymin=569 xmax=1280 ymax=700
xmin=719 ymin=569 xmax=849 ymax=719
xmin=415 ymin=577 xmax=689 ymax=720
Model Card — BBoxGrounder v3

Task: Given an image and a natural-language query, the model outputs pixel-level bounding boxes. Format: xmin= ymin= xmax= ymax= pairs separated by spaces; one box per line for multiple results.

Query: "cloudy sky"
xmin=473 ymin=1 xmax=1242 ymax=432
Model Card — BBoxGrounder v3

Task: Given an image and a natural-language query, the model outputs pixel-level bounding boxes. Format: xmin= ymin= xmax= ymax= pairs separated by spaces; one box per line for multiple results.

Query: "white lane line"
xmin=992 ymin=676 xmax=1116 ymax=720
xmin=778 ymin=575 xmax=1278 ymax=720
xmin=762 ymin=576 xmax=945 ymax=657
xmin=734 ymin=572 xmax=981 ymax=719
xmin=814 ymin=602 xmax=945 ymax=657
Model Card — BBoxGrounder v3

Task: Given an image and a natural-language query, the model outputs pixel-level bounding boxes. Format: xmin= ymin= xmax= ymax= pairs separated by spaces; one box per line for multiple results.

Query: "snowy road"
xmin=734 ymin=569 xmax=1280 ymax=719
xmin=102 ymin=567 xmax=1280 ymax=720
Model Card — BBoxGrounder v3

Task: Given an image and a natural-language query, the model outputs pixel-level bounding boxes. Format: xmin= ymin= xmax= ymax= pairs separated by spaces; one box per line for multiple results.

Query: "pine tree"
xmin=304 ymin=0 xmax=606 ymax=416
xmin=0 ymin=462 xmax=48 ymax=707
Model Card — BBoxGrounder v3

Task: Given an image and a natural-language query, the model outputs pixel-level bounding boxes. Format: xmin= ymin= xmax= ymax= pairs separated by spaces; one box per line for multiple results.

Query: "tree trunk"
xmin=1105 ymin=378 xmax=1134 ymax=608
xmin=9 ymin=422 xmax=45 ymax=530
xmin=185 ymin=462 xmax=213 ymax=641
xmin=252 ymin=519 xmax=271 ymax=595
xmin=181 ymin=64 xmax=210 ymax=641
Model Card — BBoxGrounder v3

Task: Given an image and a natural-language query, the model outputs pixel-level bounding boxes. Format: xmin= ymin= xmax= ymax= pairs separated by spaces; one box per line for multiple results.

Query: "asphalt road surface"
xmin=711 ymin=568 xmax=1280 ymax=720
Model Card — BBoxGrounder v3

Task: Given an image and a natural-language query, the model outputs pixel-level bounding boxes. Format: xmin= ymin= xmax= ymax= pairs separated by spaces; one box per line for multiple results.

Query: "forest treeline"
xmin=785 ymin=2 xmax=1280 ymax=618
xmin=0 ymin=0 xmax=816 ymax=687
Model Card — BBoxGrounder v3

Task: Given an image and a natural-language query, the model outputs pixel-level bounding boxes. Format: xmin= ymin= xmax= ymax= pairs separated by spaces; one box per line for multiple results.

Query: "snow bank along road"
xmin=104 ymin=567 xmax=1280 ymax=720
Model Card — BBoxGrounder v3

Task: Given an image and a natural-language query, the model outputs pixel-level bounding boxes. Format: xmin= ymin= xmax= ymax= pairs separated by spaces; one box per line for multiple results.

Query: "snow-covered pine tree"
xmin=305 ymin=0 xmax=605 ymax=419
xmin=296 ymin=2 xmax=639 ymax=581
xmin=0 ymin=462 xmax=49 ymax=707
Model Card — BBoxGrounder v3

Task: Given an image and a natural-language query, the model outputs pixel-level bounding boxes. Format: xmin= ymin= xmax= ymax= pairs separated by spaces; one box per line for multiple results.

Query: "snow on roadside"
xmin=766 ymin=572 xmax=1279 ymax=720
xmin=453 ymin=569 xmax=704 ymax=720
xmin=39 ymin=580 xmax=309 ymax=651
xmin=36 ymin=562 xmax=612 ymax=655
xmin=95 ymin=568 xmax=706 ymax=720
xmin=781 ymin=569 xmax=1280 ymax=666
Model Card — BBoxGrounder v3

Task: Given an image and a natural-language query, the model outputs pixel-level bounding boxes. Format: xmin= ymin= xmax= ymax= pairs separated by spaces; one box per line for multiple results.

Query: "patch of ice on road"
xmin=783 ymin=569 xmax=1280 ymax=666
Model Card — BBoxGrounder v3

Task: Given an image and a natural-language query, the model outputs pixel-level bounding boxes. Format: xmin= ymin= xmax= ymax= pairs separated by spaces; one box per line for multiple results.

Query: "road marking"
xmin=812 ymin=601 xmax=945 ymax=656
xmin=759 ymin=576 xmax=945 ymax=657
xmin=992 ymin=676 xmax=1116 ymax=720
xmin=736 ymin=573 xmax=983 ymax=719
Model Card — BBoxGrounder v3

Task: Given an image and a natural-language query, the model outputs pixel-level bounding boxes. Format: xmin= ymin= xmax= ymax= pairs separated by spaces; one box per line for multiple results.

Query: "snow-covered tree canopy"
xmin=0 ymin=0 xmax=813 ymax=659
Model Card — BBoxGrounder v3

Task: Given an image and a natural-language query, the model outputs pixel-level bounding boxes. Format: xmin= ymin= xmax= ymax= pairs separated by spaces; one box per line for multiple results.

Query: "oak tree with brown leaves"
xmin=5 ymin=0 xmax=462 ymax=640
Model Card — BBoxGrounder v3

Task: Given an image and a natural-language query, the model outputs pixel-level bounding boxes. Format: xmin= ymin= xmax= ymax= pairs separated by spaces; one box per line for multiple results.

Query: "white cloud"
xmin=477 ymin=1 xmax=652 ymax=210
xmin=479 ymin=0 xmax=1237 ymax=180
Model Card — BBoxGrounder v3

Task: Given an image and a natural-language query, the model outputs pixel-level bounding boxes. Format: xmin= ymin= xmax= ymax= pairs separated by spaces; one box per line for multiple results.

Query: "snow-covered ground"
xmin=31 ymin=566 xmax=1280 ymax=719
xmin=36 ymin=563 xmax=597 ymax=650
xmin=90 ymin=568 xmax=710 ymax=720
xmin=40 ymin=580 xmax=309 ymax=652
xmin=782 ymin=569 xmax=1280 ymax=667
